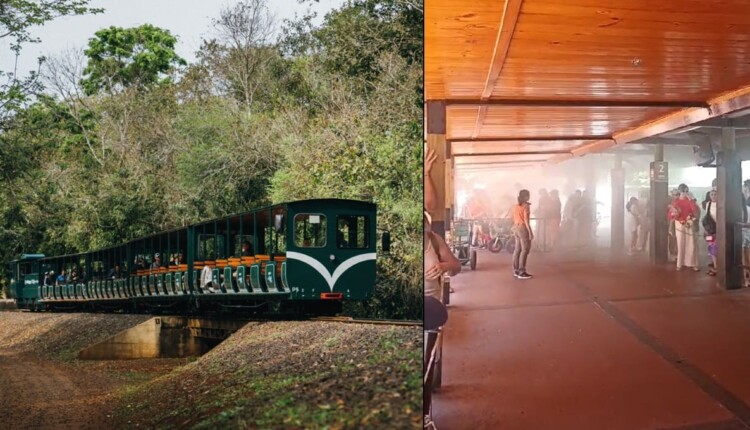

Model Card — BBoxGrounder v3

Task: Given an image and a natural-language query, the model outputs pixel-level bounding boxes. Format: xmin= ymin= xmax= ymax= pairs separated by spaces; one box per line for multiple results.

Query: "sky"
xmin=1 ymin=0 xmax=345 ymax=77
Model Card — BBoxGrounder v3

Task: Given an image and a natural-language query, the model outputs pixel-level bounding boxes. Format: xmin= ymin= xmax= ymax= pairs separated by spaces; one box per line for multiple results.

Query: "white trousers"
xmin=675 ymin=222 xmax=698 ymax=268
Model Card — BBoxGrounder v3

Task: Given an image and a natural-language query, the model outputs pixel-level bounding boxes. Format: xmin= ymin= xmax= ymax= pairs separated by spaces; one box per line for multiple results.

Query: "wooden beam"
xmin=709 ymin=86 xmax=750 ymax=117
xmin=635 ymin=137 xmax=700 ymax=146
xmin=569 ymin=139 xmax=617 ymax=156
xmin=547 ymin=153 xmax=575 ymax=163
xmin=614 ymin=108 xmax=711 ymax=144
xmin=448 ymin=99 xmax=708 ymax=109
xmin=454 ymin=135 xmax=609 ymax=142
xmin=481 ymin=0 xmax=523 ymax=100
xmin=472 ymin=0 xmax=523 ymax=141
xmin=471 ymin=106 xmax=488 ymax=139
xmin=454 ymin=150 xmax=569 ymax=157
xmin=458 ymin=160 xmax=548 ymax=166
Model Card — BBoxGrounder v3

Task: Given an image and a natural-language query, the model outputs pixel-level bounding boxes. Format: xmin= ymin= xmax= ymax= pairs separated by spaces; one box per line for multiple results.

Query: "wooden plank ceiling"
xmin=426 ymin=0 xmax=750 ymax=169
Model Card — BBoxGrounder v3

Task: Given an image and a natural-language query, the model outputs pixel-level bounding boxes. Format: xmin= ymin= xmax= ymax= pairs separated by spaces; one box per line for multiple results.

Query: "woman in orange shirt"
xmin=512 ymin=189 xmax=534 ymax=279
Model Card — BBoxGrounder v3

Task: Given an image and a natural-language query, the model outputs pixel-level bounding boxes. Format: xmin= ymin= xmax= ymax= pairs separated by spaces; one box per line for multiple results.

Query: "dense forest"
xmin=0 ymin=0 xmax=423 ymax=319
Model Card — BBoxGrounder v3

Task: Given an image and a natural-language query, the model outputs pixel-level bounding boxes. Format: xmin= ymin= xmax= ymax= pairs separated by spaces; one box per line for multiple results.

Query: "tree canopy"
xmin=81 ymin=24 xmax=187 ymax=95
xmin=0 ymin=0 xmax=102 ymax=124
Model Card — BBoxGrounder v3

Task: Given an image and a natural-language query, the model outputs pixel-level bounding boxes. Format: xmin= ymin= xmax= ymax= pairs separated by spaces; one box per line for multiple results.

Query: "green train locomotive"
xmin=6 ymin=199 xmax=389 ymax=315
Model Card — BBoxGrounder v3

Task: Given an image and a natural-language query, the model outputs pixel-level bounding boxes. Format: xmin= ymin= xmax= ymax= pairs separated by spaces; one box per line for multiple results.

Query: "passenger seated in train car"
xmin=70 ymin=268 xmax=79 ymax=284
xmin=151 ymin=253 xmax=162 ymax=270
xmin=45 ymin=271 xmax=55 ymax=287
xmin=176 ymin=251 xmax=185 ymax=264
xmin=201 ymin=263 xmax=216 ymax=293
xmin=241 ymin=241 xmax=253 ymax=256
xmin=108 ymin=264 xmax=122 ymax=279
xmin=57 ymin=270 xmax=66 ymax=286
xmin=135 ymin=256 xmax=146 ymax=271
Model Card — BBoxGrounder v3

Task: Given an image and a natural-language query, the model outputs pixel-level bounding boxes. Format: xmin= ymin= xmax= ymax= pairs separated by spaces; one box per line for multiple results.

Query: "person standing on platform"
xmin=669 ymin=184 xmax=700 ymax=271
xmin=702 ymin=189 xmax=718 ymax=276
xmin=575 ymin=189 xmax=595 ymax=248
xmin=626 ymin=197 xmax=642 ymax=254
xmin=561 ymin=190 xmax=581 ymax=249
xmin=512 ymin=189 xmax=534 ymax=279
xmin=536 ymin=189 xmax=551 ymax=250
xmin=547 ymin=189 xmax=562 ymax=250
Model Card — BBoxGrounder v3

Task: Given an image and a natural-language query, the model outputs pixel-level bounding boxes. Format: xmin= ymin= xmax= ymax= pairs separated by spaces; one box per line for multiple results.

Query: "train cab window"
xmin=17 ymin=263 xmax=31 ymax=283
xmin=337 ymin=215 xmax=369 ymax=249
xmin=294 ymin=214 xmax=327 ymax=248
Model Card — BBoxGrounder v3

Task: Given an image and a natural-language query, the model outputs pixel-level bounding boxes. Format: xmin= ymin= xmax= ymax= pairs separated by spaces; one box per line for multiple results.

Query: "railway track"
xmin=309 ymin=316 xmax=422 ymax=327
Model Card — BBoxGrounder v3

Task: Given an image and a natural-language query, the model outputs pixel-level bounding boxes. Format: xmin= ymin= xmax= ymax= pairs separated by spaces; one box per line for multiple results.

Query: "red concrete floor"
xmin=432 ymin=249 xmax=750 ymax=430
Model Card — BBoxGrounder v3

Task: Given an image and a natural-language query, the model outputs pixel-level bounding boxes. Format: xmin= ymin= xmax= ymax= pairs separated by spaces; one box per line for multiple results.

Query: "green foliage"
xmin=81 ymin=24 xmax=187 ymax=95
xmin=0 ymin=0 xmax=103 ymax=52
xmin=0 ymin=0 xmax=102 ymax=126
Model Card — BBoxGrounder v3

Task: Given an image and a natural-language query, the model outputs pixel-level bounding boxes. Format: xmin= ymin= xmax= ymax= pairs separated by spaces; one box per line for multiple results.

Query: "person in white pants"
xmin=670 ymin=184 xmax=700 ymax=271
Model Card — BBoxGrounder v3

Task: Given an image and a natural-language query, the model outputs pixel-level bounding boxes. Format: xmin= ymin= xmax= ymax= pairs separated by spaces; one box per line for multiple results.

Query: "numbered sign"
xmin=650 ymin=161 xmax=668 ymax=183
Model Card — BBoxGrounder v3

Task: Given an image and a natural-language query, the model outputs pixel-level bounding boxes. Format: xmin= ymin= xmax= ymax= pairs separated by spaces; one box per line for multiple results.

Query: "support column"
xmin=649 ymin=144 xmax=669 ymax=264
xmin=584 ymin=160 xmax=597 ymax=248
xmin=611 ymin=154 xmax=625 ymax=252
xmin=445 ymin=151 xmax=454 ymax=233
xmin=426 ymin=100 xmax=446 ymax=238
xmin=717 ymin=127 xmax=743 ymax=289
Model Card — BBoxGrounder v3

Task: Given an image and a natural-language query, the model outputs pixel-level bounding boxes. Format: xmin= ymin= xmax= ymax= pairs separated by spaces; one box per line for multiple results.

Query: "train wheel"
xmin=469 ymin=250 xmax=477 ymax=270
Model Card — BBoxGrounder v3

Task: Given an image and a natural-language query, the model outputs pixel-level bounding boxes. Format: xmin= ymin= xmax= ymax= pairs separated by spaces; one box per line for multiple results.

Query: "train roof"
xmin=10 ymin=254 xmax=46 ymax=262
xmin=34 ymin=198 xmax=375 ymax=261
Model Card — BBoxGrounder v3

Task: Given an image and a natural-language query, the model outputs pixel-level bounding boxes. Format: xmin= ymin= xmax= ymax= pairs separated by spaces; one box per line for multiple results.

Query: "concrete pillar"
xmin=445 ymin=154 xmax=454 ymax=232
xmin=611 ymin=154 xmax=625 ymax=252
xmin=426 ymin=101 xmax=447 ymax=238
xmin=649 ymin=144 xmax=669 ymax=264
xmin=717 ymin=127 xmax=744 ymax=289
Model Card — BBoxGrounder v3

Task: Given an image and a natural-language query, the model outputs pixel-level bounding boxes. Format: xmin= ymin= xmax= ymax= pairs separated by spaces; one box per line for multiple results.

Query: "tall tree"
xmin=199 ymin=0 xmax=277 ymax=109
xmin=80 ymin=24 xmax=186 ymax=95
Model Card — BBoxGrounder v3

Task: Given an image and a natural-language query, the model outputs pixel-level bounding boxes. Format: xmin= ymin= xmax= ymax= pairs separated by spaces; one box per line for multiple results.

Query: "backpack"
xmin=702 ymin=201 xmax=717 ymax=236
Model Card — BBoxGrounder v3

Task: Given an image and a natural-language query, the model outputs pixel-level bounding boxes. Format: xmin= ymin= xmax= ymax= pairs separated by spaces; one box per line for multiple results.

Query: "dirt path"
xmin=0 ymin=352 xmax=116 ymax=430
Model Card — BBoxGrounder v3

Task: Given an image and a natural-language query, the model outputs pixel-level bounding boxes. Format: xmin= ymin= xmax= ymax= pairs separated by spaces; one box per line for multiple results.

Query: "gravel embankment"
xmin=0 ymin=312 xmax=151 ymax=360
xmin=0 ymin=312 xmax=422 ymax=429
xmin=0 ymin=311 xmax=172 ymax=430
xmin=113 ymin=321 xmax=422 ymax=430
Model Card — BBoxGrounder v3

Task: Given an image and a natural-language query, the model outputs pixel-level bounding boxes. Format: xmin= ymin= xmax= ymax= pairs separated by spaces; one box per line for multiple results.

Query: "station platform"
xmin=432 ymin=249 xmax=750 ymax=430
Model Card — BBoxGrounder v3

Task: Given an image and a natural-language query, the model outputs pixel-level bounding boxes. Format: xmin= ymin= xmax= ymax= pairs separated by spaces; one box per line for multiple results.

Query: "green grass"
xmin=111 ymin=328 xmax=422 ymax=430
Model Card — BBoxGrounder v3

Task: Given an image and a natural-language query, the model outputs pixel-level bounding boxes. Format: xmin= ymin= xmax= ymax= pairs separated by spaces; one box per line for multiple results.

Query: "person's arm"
xmin=424 ymin=235 xmax=461 ymax=279
xmin=524 ymin=204 xmax=534 ymax=239
xmin=424 ymin=148 xmax=438 ymax=214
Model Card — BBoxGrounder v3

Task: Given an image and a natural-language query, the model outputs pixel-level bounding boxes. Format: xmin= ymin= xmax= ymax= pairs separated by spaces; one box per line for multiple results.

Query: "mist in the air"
xmin=454 ymin=145 xmax=729 ymax=258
